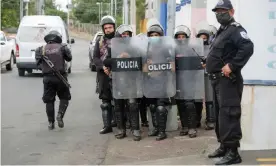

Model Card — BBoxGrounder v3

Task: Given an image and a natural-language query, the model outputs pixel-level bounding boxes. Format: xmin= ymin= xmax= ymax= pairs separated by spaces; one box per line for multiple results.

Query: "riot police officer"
xmin=93 ymin=15 xmax=116 ymax=134
xmin=195 ymin=29 xmax=215 ymax=130
xmin=206 ymin=0 xmax=254 ymax=165
xmin=173 ymin=25 xmax=199 ymax=138
xmin=144 ymin=24 xmax=175 ymax=141
xmin=107 ymin=24 xmax=142 ymax=141
xmin=35 ymin=30 xmax=72 ymax=130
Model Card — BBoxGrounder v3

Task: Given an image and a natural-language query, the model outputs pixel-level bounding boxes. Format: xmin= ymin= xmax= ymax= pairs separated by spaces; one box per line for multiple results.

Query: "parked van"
xmin=16 ymin=15 xmax=75 ymax=76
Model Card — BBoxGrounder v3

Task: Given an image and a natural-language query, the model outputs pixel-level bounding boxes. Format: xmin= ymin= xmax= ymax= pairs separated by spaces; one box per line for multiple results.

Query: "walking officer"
xmin=206 ymin=0 xmax=254 ymax=165
xmin=93 ymin=15 xmax=116 ymax=134
xmin=35 ymin=30 xmax=72 ymax=130
xmin=195 ymin=28 xmax=215 ymax=130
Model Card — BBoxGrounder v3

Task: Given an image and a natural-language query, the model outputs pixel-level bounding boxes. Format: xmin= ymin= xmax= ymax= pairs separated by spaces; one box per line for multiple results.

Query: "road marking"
xmin=256 ymin=158 xmax=276 ymax=162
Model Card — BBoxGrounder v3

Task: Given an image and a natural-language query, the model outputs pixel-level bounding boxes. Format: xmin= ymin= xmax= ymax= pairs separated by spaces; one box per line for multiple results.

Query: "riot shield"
xmin=203 ymin=45 xmax=213 ymax=102
xmin=175 ymin=38 xmax=205 ymax=100
xmin=111 ymin=37 xmax=144 ymax=99
xmin=142 ymin=36 xmax=176 ymax=98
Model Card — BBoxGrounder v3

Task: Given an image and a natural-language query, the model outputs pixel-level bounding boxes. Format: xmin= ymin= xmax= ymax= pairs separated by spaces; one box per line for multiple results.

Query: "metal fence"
xmin=69 ymin=20 xmax=102 ymax=35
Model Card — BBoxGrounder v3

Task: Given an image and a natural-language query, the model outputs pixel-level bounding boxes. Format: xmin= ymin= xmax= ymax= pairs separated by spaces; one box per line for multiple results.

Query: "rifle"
xmin=41 ymin=46 xmax=71 ymax=88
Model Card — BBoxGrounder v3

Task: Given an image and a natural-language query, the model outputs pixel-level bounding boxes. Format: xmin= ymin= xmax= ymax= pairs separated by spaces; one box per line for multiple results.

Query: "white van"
xmin=16 ymin=15 xmax=75 ymax=76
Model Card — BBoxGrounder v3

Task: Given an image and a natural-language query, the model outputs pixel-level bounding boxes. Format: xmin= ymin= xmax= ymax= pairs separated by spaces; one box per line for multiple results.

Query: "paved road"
xmin=1 ymin=38 xmax=110 ymax=165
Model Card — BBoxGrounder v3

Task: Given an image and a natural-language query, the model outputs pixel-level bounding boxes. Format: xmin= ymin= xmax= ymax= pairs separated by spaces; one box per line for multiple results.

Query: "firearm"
xmin=41 ymin=47 xmax=71 ymax=88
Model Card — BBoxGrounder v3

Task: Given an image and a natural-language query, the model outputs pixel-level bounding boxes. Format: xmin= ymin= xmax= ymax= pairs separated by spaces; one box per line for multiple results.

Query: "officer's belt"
xmin=208 ymin=72 xmax=224 ymax=80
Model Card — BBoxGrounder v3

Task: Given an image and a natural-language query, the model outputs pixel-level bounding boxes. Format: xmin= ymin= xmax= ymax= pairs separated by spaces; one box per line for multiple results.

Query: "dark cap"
xmin=212 ymin=0 xmax=233 ymax=12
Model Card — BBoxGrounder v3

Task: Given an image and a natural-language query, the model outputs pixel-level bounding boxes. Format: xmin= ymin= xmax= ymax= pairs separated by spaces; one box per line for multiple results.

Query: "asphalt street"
xmin=1 ymin=38 xmax=109 ymax=165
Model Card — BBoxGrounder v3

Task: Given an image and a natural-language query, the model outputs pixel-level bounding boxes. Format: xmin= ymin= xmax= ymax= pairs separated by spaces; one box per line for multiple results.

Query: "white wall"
xmin=175 ymin=4 xmax=192 ymax=29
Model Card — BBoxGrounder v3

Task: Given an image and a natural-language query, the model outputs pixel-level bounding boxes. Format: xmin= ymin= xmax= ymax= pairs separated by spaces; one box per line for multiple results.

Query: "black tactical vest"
xmin=42 ymin=43 xmax=65 ymax=74
xmin=206 ymin=24 xmax=238 ymax=73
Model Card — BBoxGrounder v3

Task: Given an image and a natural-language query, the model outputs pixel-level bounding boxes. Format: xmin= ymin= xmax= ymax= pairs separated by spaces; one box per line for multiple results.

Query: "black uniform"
xmin=206 ymin=20 xmax=254 ymax=164
xmin=35 ymin=34 xmax=72 ymax=130
xmin=93 ymin=35 xmax=114 ymax=134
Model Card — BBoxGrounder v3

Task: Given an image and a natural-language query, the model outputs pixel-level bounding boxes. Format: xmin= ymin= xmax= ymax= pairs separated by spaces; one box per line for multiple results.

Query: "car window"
xmin=0 ymin=33 xmax=6 ymax=42
xmin=17 ymin=26 xmax=62 ymax=43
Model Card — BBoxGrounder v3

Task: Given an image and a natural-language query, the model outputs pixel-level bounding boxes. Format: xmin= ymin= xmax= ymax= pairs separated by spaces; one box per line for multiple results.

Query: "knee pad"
xmin=101 ymin=102 xmax=111 ymax=110
xmin=156 ymin=106 xmax=168 ymax=115
xmin=149 ymin=104 xmax=156 ymax=113
xmin=185 ymin=101 xmax=195 ymax=110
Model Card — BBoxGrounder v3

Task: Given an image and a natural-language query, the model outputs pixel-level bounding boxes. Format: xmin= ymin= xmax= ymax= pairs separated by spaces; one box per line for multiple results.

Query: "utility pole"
xmin=20 ymin=0 xmax=23 ymax=20
xmin=166 ymin=0 xmax=176 ymax=36
xmin=111 ymin=0 xmax=114 ymax=16
xmin=123 ymin=0 xmax=128 ymax=24
xmin=115 ymin=0 xmax=117 ymax=18
xmin=36 ymin=0 xmax=44 ymax=15
xmin=130 ymin=0 xmax=136 ymax=34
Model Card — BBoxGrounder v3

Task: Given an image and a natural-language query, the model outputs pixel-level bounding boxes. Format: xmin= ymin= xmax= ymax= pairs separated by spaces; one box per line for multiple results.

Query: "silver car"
xmin=89 ymin=31 xmax=103 ymax=71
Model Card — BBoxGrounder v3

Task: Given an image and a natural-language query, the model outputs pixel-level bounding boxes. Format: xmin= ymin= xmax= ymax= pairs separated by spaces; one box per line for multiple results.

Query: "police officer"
xmin=174 ymin=25 xmax=198 ymax=138
xmin=145 ymin=24 xmax=173 ymax=141
xmin=93 ymin=15 xmax=116 ymax=134
xmin=108 ymin=24 xmax=142 ymax=141
xmin=206 ymin=0 xmax=254 ymax=165
xmin=195 ymin=29 xmax=215 ymax=130
xmin=35 ymin=30 xmax=72 ymax=130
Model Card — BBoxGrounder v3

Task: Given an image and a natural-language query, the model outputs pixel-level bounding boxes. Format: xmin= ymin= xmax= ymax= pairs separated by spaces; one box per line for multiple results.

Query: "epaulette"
xmin=230 ymin=22 xmax=241 ymax=27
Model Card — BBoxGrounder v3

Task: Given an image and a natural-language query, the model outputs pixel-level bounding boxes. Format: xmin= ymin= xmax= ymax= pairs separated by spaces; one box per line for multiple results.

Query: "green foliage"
xmin=1 ymin=0 xmax=67 ymax=29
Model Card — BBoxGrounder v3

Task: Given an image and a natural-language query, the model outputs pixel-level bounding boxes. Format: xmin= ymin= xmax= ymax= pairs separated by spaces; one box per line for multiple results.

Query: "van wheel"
xmin=18 ymin=69 xmax=25 ymax=76
xmin=68 ymin=67 xmax=71 ymax=74
xmin=6 ymin=54 xmax=14 ymax=71
xmin=27 ymin=69 xmax=32 ymax=74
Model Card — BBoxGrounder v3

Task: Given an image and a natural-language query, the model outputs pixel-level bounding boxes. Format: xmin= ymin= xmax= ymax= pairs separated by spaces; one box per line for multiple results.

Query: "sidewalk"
xmin=103 ymin=127 xmax=218 ymax=165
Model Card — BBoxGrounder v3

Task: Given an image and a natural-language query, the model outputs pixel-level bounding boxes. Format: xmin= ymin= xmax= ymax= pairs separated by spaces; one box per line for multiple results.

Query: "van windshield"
xmin=18 ymin=26 xmax=62 ymax=43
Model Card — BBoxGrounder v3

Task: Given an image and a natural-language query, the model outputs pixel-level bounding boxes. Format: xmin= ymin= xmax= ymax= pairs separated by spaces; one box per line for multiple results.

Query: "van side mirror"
xmin=90 ymin=41 xmax=92 ymax=44
xmin=71 ymin=38 xmax=75 ymax=44
xmin=0 ymin=41 xmax=6 ymax=45
xmin=67 ymin=39 xmax=69 ymax=43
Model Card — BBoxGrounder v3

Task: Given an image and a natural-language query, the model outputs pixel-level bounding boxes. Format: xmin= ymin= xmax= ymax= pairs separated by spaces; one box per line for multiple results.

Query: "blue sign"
xmin=176 ymin=4 xmax=181 ymax=12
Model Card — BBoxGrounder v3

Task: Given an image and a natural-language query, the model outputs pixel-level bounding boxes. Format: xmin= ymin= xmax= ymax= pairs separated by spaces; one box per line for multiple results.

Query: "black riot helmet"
xmin=100 ymin=15 xmax=116 ymax=31
xmin=115 ymin=24 xmax=133 ymax=37
xmin=44 ymin=30 xmax=62 ymax=43
xmin=147 ymin=24 xmax=164 ymax=37
xmin=174 ymin=25 xmax=191 ymax=39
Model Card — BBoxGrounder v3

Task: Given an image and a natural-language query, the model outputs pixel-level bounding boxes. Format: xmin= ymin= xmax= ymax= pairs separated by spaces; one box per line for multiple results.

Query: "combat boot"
xmin=100 ymin=102 xmax=113 ymax=134
xmin=156 ymin=106 xmax=168 ymax=141
xmin=215 ymin=148 xmax=242 ymax=165
xmin=205 ymin=102 xmax=215 ymax=130
xmin=186 ymin=101 xmax=197 ymax=138
xmin=208 ymin=144 xmax=227 ymax=158
xmin=148 ymin=104 xmax=158 ymax=136
xmin=56 ymin=100 xmax=69 ymax=128
xmin=177 ymin=100 xmax=189 ymax=136
xmin=48 ymin=122 xmax=55 ymax=130
xmin=46 ymin=102 xmax=55 ymax=130
xmin=111 ymin=105 xmax=117 ymax=127
xmin=129 ymin=101 xmax=142 ymax=141
xmin=114 ymin=106 xmax=126 ymax=139
xmin=195 ymin=102 xmax=203 ymax=128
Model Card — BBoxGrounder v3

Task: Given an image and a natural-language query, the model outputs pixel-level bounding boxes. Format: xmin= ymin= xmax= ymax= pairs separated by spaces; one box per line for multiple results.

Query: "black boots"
xmin=129 ymin=101 xmax=141 ymax=141
xmin=208 ymin=144 xmax=227 ymax=158
xmin=155 ymin=106 xmax=168 ymax=141
xmin=177 ymin=101 xmax=188 ymax=136
xmin=215 ymin=148 xmax=242 ymax=165
xmin=205 ymin=102 xmax=215 ymax=130
xmin=139 ymin=98 xmax=149 ymax=127
xmin=186 ymin=101 xmax=197 ymax=138
xmin=148 ymin=104 xmax=158 ymax=136
xmin=100 ymin=102 xmax=113 ymax=134
xmin=195 ymin=102 xmax=203 ymax=128
xmin=46 ymin=102 xmax=55 ymax=130
xmin=114 ymin=108 xmax=126 ymax=139
xmin=56 ymin=100 xmax=68 ymax=128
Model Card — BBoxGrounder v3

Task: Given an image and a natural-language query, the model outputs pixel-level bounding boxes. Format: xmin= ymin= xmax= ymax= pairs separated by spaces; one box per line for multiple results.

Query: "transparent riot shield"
xmin=142 ymin=36 xmax=176 ymax=98
xmin=175 ymin=38 xmax=205 ymax=100
xmin=203 ymin=45 xmax=213 ymax=102
xmin=111 ymin=37 xmax=144 ymax=99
